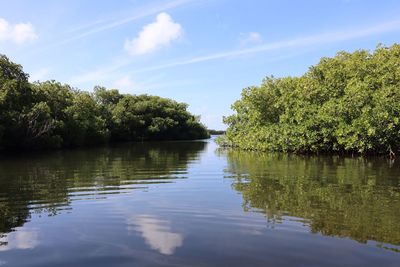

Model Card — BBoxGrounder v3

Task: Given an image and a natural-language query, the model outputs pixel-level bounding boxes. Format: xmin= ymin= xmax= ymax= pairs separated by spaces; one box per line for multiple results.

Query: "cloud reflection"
xmin=0 ymin=228 xmax=39 ymax=251
xmin=128 ymin=215 xmax=183 ymax=255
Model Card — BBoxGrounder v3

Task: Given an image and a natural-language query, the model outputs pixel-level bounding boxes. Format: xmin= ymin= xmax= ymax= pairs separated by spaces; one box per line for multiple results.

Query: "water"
xmin=0 ymin=137 xmax=399 ymax=266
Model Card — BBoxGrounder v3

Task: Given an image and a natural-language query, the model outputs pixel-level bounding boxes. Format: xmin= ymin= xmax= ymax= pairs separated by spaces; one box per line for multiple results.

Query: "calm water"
xmin=0 ymin=138 xmax=399 ymax=266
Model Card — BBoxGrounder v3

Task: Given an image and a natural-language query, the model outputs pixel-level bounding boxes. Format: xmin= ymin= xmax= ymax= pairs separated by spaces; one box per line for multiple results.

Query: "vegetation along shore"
xmin=0 ymin=55 xmax=209 ymax=150
xmin=217 ymin=44 xmax=400 ymax=156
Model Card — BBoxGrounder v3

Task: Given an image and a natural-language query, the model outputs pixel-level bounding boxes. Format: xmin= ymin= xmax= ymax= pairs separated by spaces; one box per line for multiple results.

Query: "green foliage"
xmin=63 ymin=91 xmax=109 ymax=146
xmin=0 ymin=55 xmax=209 ymax=150
xmin=220 ymin=44 xmax=400 ymax=154
xmin=111 ymin=94 xmax=209 ymax=141
xmin=0 ymin=55 xmax=34 ymax=148
xmin=208 ymin=129 xmax=225 ymax=135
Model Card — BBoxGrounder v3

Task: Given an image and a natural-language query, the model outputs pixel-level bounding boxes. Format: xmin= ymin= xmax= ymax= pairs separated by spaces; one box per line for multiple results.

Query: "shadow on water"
xmin=220 ymin=149 xmax=400 ymax=250
xmin=0 ymin=141 xmax=207 ymax=246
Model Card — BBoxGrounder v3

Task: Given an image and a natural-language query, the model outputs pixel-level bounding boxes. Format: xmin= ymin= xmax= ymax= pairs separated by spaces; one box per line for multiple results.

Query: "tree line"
xmin=218 ymin=44 xmax=400 ymax=155
xmin=208 ymin=129 xmax=225 ymax=135
xmin=0 ymin=55 xmax=209 ymax=150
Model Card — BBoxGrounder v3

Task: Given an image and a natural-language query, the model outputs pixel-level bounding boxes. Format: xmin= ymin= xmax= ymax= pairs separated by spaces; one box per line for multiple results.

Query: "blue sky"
xmin=1 ymin=0 xmax=400 ymax=129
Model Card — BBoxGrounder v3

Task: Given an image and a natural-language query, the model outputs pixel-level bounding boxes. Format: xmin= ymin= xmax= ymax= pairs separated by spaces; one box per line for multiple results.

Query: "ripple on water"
xmin=0 ymin=140 xmax=400 ymax=267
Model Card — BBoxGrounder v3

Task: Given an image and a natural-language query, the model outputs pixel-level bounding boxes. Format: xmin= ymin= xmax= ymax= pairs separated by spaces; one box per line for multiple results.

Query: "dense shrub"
xmin=0 ymin=55 xmax=209 ymax=150
xmin=219 ymin=44 xmax=400 ymax=154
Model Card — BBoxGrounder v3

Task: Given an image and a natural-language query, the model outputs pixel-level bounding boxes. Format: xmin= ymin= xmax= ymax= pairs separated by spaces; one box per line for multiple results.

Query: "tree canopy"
xmin=219 ymin=44 xmax=400 ymax=155
xmin=0 ymin=55 xmax=209 ymax=150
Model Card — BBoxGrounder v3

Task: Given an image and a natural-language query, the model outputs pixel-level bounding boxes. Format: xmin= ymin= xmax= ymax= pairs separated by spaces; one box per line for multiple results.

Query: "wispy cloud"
xmin=124 ymin=12 xmax=183 ymax=56
xmin=110 ymin=73 xmax=194 ymax=94
xmin=113 ymin=75 xmax=135 ymax=90
xmin=130 ymin=19 xmax=400 ymax=73
xmin=53 ymin=0 xmax=192 ymax=47
xmin=0 ymin=18 xmax=37 ymax=45
xmin=239 ymin=32 xmax=262 ymax=46
xmin=69 ymin=58 xmax=130 ymax=84
xmin=70 ymin=19 xmax=400 ymax=85
xmin=29 ymin=67 xmax=51 ymax=82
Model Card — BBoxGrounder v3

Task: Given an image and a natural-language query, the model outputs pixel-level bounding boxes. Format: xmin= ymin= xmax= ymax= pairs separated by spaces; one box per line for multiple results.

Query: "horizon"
xmin=1 ymin=0 xmax=400 ymax=129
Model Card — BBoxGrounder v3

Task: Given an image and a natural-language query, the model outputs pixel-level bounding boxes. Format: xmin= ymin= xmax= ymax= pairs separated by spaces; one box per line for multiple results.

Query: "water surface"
xmin=0 ymin=138 xmax=399 ymax=266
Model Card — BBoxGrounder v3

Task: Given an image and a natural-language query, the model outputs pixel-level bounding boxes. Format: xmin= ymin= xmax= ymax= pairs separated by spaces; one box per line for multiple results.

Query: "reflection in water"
xmin=129 ymin=215 xmax=183 ymax=255
xmin=0 ymin=228 xmax=39 ymax=251
xmin=0 ymin=141 xmax=206 ymax=251
xmin=0 ymin=140 xmax=399 ymax=266
xmin=222 ymin=150 xmax=400 ymax=247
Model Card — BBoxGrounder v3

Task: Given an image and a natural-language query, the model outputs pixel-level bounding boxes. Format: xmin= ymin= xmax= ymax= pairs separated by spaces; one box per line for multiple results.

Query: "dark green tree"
xmin=0 ymin=55 xmax=209 ymax=150
xmin=0 ymin=55 xmax=34 ymax=148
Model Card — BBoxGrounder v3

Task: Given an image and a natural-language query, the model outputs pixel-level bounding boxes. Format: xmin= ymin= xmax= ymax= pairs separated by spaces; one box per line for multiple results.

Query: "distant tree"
xmin=111 ymin=94 xmax=209 ymax=141
xmin=208 ymin=129 xmax=226 ymax=135
xmin=0 ymin=55 xmax=209 ymax=150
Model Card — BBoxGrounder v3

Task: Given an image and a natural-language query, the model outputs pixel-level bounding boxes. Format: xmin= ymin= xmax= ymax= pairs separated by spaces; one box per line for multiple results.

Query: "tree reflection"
xmin=222 ymin=150 xmax=400 ymax=246
xmin=0 ymin=141 xmax=206 ymax=246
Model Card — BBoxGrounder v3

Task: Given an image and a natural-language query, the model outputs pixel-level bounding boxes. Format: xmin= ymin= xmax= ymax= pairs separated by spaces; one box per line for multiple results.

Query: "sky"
xmin=1 ymin=0 xmax=400 ymax=129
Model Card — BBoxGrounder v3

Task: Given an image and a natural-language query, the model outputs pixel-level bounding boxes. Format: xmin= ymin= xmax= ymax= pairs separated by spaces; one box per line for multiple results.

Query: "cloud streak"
xmin=130 ymin=19 xmax=400 ymax=73
xmin=239 ymin=32 xmax=263 ymax=47
xmin=53 ymin=0 xmax=192 ymax=47
xmin=71 ymin=19 xmax=400 ymax=85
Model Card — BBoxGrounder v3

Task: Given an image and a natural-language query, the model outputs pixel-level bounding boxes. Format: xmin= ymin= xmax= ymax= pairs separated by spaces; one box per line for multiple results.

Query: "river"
xmin=0 ymin=137 xmax=399 ymax=266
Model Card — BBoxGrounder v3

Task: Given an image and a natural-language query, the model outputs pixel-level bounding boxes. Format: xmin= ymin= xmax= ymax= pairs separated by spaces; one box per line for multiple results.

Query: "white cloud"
xmin=55 ymin=0 xmax=192 ymax=47
xmin=70 ymin=18 xmax=400 ymax=85
xmin=124 ymin=12 xmax=183 ymax=56
xmin=239 ymin=32 xmax=262 ymax=46
xmin=0 ymin=18 xmax=37 ymax=45
xmin=128 ymin=18 xmax=400 ymax=73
